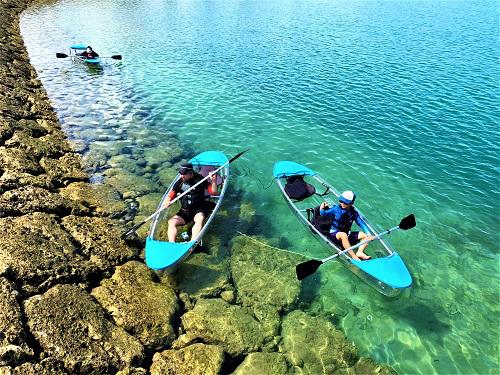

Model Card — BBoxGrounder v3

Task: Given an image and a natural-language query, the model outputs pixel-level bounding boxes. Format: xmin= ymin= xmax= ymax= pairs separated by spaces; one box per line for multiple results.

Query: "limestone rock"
xmin=24 ymin=284 xmax=144 ymax=373
xmin=92 ymin=261 xmax=179 ymax=349
xmin=353 ymin=358 xmax=398 ymax=375
xmin=0 ymin=186 xmax=87 ymax=217
xmin=59 ymin=182 xmax=127 ymax=218
xmin=0 ymin=171 xmax=53 ymax=192
xmin=0 ymin=147 xmax=40 ymax=175
xmin=40 ymin=153 xmax=87 ymax=185
xmin=105 ymin=170 xmax=158 ymax=198
xmin=166 ymin=253 xmax=231 ymax=300
xmin=230 ymin=235 xmax=301 ymax=312
xmin=150 ymin=344 xmax=224 ymax=375
xmin=180 ymin=298 xmax=270 ymax=356
xmin=0 ymin=278 xmax=32 ymax=366
xmin=143 ymin=144 xmax=182 ymax=169
xmin=5 ymin=131 xmax=72 ymax=158
xmin=232 ymin=352 xmax=291 ymax=375
xmin=280 ymin=310 xmax=358 ymax=374
xmin=0 ymin=213 xmax=96 ymax=295
xmin=1 ymin=359 xmax=69 ymax=374
xmin=61 ymin=216 xmax=137 ymax=270
xmin=115 ymin=367 xmax=147 ymax=375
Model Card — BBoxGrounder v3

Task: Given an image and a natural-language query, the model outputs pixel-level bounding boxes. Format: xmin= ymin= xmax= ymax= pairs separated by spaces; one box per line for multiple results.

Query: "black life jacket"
xmin=174 ymin=173 xmax=207 ymax=209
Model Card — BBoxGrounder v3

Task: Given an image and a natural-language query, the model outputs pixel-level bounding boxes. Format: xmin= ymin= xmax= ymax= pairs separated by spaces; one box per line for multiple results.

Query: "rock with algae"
xmin=0 ymin=213 xmax=97 ymax=295
xmin=232 ymin=352 xmax=292 ymax=375
xmin=0 ymin=278 xmax=33 ymax=367
xmin=150 ymin=343 xmax=224 ymax=375
xmin=60 ymin=182 xmax=127 ymax=218
xmin=230 ymin=235 xmax=301 ymax=312
xmin=280 ymin=310 xmax=358 ymax=374
xmin=163 ymin=253 xmax=232 ymax=300
xmin=61 ymin=216 xmax=137 ymax=271
xmin=91 ymin=261 xmax=179 ymax=349
xmin=24 ymin=284 xmax=144 ymax=374
xmin=180 ymin=298 xmax=271 ymax=356
xmin=0 ymin=186 xmax=87 ymax=217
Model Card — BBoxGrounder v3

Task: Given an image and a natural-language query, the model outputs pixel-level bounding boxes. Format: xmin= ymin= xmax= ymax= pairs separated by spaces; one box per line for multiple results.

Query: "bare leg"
xmin=356 ymin=232 xmax=373 ymax=259
xmin=168 ymin=216 xmax=185 ymax=242
xmin=336 ymin=232 xmax=360 ymax=261
xmin=190 ymin=212 xmax=206 ymax=240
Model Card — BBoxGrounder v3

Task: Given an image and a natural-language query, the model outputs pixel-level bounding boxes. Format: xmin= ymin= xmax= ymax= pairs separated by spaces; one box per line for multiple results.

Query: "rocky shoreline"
xmin=0 ymin=0 xmax=397 ymax=374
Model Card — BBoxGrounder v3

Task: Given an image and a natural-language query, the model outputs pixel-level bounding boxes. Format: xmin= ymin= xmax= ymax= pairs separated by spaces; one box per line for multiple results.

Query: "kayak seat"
xmin=199 ymin=165 xmax=223 ymax=185
xmin=308 ymin=205 xmax=333 ymax=235
xmin=284 ymin=176 xmax=316 ymax=201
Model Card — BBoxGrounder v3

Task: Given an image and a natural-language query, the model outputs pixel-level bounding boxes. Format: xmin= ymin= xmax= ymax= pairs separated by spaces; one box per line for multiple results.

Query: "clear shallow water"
xmin=21 ymin=1 xmax=499 ymax=374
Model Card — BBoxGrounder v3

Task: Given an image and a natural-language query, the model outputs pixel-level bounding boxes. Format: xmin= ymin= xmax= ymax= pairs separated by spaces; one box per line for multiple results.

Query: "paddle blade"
xmin=229 ymin=149 xmax=249 ymax=163
xmin=296 ymin=259 xmax=323 ymax=280
xmin=399 ymin=214 xmax=416 ymax=230
xmin=56 ymin=53 xmax=69 ymax=58
xmin=111 ymin=55 xmax=122 ymax=60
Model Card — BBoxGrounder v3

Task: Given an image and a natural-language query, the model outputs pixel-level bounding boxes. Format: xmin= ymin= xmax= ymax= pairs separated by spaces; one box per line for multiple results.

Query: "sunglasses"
xmin=339 ymin=200 xmax=352 ymax=205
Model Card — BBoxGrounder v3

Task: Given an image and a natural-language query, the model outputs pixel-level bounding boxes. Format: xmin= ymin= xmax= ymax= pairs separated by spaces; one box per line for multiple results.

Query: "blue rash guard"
xmin=319 ymin=204 xmax=370 ymax=235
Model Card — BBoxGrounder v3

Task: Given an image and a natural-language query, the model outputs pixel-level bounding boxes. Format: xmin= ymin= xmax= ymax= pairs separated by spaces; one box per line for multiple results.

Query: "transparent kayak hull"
xmin=274 ymin=160 xmax=412 ymax=297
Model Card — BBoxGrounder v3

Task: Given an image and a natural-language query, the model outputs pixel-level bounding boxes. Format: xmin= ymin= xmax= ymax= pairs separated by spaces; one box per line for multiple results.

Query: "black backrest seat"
xmin=312 ymin=205 xmax=333 ymax=235
xmin=284 ymin=176 xmax=316 ymax=201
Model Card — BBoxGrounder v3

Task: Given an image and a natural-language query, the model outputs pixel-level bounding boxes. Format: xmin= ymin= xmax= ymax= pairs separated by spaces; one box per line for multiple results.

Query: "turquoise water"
xmin=20 ymin=1 xmax=499 ymax=374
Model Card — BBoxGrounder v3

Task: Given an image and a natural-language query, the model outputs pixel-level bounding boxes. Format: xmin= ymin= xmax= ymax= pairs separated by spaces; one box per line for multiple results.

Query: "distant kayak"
xmin=145 ymin=151 xmax=229 ymax=271
xmin=69 ymin=44 xmax=101 ymax=66
xmin=273 ymin=161 xmax=412 ymax=296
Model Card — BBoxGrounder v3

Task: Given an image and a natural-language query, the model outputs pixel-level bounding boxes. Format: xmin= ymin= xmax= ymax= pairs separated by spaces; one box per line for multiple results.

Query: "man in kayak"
xmin=163 ymin=163 xmax=218 ymax=242
xmin=319 ymin=190 xmax=374 ymax=260
xmin=79 ymin=46 xmax=99 ymax=59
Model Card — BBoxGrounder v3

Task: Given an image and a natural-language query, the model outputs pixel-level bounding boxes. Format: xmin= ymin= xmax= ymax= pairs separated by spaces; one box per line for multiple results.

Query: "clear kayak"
xmin=273 ymin=160 xmax=412 ymax=297
xmin=145 ymin=151 xmax=229 ymax=272
xmin=69 ymin=44 xmax=101 ymax=66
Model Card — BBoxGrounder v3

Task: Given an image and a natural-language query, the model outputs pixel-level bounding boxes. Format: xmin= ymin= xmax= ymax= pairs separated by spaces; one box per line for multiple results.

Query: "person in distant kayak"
xmin=163 ymin=163 xmax=218 ymax=242
xmin=79 ymin=46 xmax=99 ymax=59
xmin=319 ymin=190 xmax=374 ymax=260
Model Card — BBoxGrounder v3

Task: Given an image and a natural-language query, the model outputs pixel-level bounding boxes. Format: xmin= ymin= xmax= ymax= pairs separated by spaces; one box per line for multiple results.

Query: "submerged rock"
xmin=230 ymin=235 xmax=301 ymax=312
xmin=165 ymin=253 xmax=232 ymax=300
xmin=280 ymin=310 xmax=358 ymax=374
xmin=0 ymin=213 xmax=96 ymax=295
xmin=60 ymin=182 xmax=127 ymax=218
xmin=61 ymin=216 xmax=137 ymax=270
xmin=233 ymin=352 xmax=291 ymax=375
xmin=0 ymin=278 xmax=33 ymax=366
xmin=24 ymin=284 xmax=144 ymax=374
xmin=150 ymin=343 xmax=224 ymax=375
xmin=105 ymin=169 xmax=158 ymax=199
xmin=180 ymin=298 xmax=271 ymax=356
xmin=353 ymin=357 xmax=398 ymax=375
xmin=92 ymin=261 xmax=179 ymax=349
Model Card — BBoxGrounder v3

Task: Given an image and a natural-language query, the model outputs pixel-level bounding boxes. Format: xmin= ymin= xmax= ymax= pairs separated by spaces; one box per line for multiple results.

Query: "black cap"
xmin=178 ymin=163 xmax=193 ymax=175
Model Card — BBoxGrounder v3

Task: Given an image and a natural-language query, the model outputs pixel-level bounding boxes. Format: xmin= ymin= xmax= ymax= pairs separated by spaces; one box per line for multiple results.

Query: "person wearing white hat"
xmin=319 ymin=190 xmax=374 ymax=260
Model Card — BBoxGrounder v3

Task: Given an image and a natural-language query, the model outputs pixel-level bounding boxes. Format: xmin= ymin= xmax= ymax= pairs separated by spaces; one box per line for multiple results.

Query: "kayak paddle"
xmin=295 ymin=214 xmax=416 ymax=280
xmin=56 ymin=53 xmax=122 ymax=60
xmin=120 ymin=149 xmax=249 ymax=239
